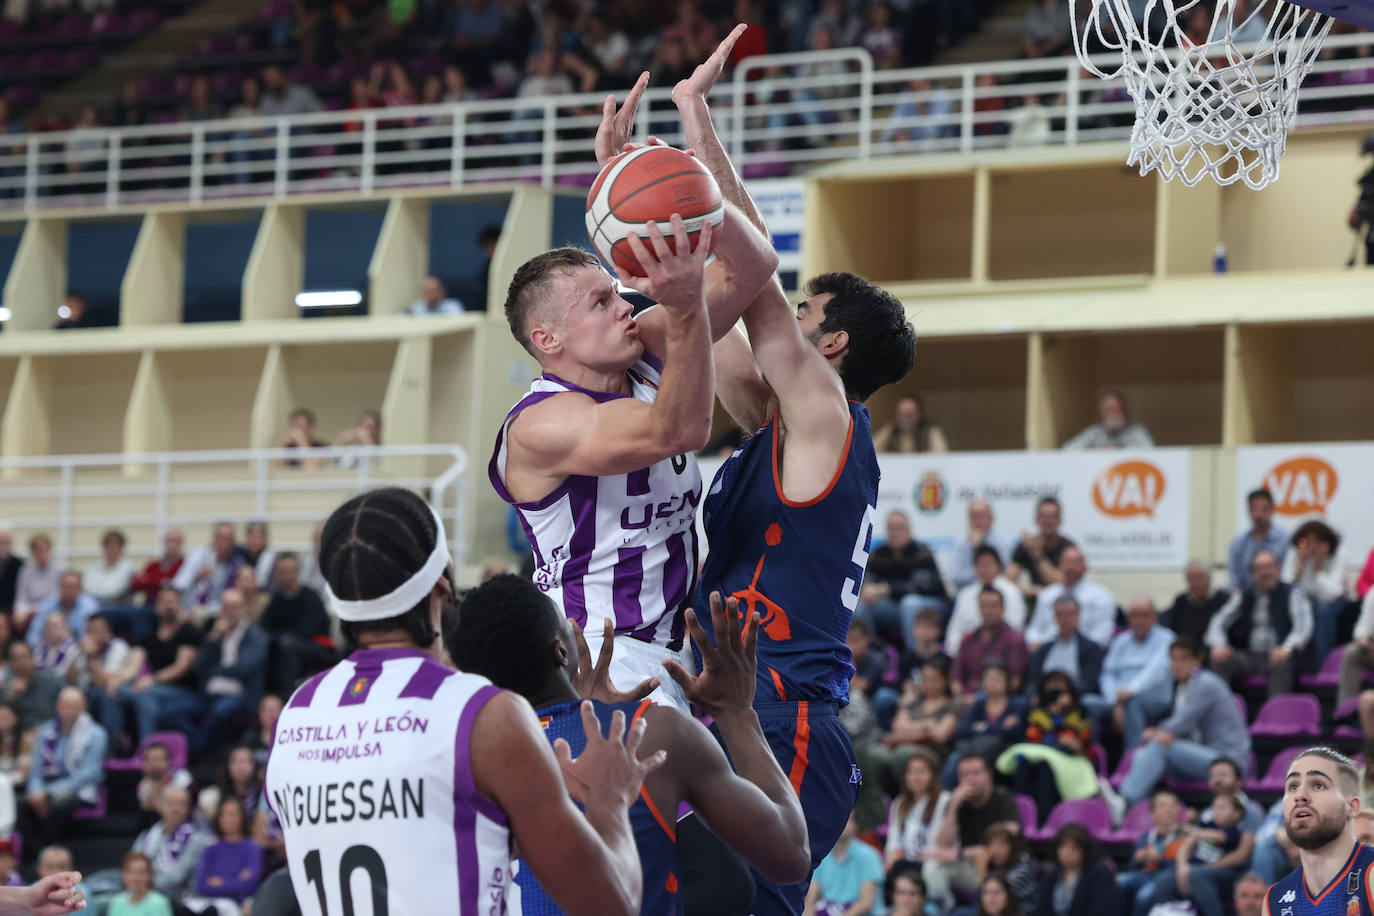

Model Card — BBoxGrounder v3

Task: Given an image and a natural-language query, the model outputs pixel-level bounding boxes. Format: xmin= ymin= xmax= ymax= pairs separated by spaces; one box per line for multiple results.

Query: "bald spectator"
xmin=949 ymin=501 xmax=1018 ymax=590
xmin=0 ymin=527 xmax=20 ymax=615
xmin=405 ymin=276 xmax=464 ymax=315
xmin=131 ymin=784 xmax=211 ymax=898
xmin=1102 ymin=598 xmax=1176 ymax=748
xmin=1063 ymin=391 xmax=1154 ymax=449
xmin=14 ymin=535 xmax=60 ymax=629
xmin=18 ymin=688 xmax=107 ymax=855
xmin=1162 ymin=562 xmax=1231 ymax=644
xmin=1025 ymin=547 xmax=1118 ymax=649
xmin=82 ymin=530 xmax=134 ymax=610
xmin=0 ymin=643 xmax=63 ymax=732
xmin=874 ymin=395 xmax=948 ymax=453
xmin=27 ymin=572 xmax=98 ymax=651
xmin=173 ymin=524 xmax=245 ymax=618
xmin=1206 ymin=549 xmax=1311 ymax=698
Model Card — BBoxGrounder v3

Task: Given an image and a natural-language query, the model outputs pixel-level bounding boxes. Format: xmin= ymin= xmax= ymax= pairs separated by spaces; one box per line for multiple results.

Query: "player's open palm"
xmin=554 ymin=702 xmax=666 ymax=811
xmin=672 ymin=23 xmax=747 ymax=107
xmin=663 ymin=592 xmax=760 ymax=717
xmin=616 ymin=214 xmax=711 ymax=313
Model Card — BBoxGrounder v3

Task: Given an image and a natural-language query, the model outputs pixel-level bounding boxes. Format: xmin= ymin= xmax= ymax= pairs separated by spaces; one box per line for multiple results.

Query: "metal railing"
xmin=0 ymin=444 xmax=470 ymax=566
xmin=0 ymin=36 xmax=1372 ymax=210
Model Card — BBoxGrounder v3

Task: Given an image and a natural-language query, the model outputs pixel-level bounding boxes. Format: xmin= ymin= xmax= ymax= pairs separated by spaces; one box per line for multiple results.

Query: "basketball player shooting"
xmin=489 ymin=76 xmax=783 ymax=712
xmin=447 ymin=579 xmax=811 ymax=915
xmin=263 ymin=488 xmax=665 ymax=916
xmin=1264 ymin=746 xmax=1374 ymax=916
xmin=651 ymin=24 xmax=917 ymax=916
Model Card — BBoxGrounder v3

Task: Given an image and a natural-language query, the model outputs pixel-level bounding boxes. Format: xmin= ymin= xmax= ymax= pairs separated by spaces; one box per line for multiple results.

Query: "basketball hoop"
xmin=1071 ymin=0 xmax=1335 ymax=189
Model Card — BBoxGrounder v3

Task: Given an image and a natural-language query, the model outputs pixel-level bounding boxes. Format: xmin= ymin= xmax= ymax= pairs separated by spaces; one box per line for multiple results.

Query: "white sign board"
xmin=1234 ymin=443 xmax=1374 ymax=562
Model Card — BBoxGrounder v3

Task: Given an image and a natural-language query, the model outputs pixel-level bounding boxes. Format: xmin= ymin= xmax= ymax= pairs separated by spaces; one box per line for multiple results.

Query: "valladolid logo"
xmin=1263 ymin=456 xmax=1338 ymax=516
xmin=914 ymin=471 xmax=946 ymax=515
xmin=1092 ymin=461 xmax=1166 ymax=519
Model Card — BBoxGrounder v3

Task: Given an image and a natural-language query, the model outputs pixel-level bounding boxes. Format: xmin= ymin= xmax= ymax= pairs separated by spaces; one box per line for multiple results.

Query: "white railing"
xmin=0 ymin=36 xmax=1372 ymax=210
xmin=0 ymin=444 xmax=470 ymax=566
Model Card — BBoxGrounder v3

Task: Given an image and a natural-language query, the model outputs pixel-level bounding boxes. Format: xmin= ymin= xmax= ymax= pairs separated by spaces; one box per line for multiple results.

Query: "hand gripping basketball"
xmin=615 ymin=215 xmax=712 ymax=312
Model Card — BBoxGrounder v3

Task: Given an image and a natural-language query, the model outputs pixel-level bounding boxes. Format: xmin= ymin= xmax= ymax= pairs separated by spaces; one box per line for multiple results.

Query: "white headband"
xmin=325 ymin=503 xmax=452 ymax=623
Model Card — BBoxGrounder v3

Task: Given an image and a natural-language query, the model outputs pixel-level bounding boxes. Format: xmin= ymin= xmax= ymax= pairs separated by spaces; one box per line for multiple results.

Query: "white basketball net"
xmin=1071 ymin=0 xmax=1334 ymax=188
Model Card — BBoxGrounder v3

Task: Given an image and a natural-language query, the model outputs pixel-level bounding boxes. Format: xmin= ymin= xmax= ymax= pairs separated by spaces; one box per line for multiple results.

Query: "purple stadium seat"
xmin=106 ymin=730 xmax=190 ymax=773
xmin=1030 ymin=797 xmax=1113 ymax=843
xmin=1334 ymin=725 xmax=1363 ymax=740
xmin=0 ymin=54 xmax=28 ymax=77
xmin=881 ymin=644 xmax=900 ymax=687
xmin=142 ymin=72 xmax=173 ymax=100
xmin=64 ymin=46 xmax=99 ymax=69
xmin=1235 ymin=693 xmax=1249 ymax=724
xmin=1251 ymin=694 xmax=1322 ymax=739
xmin=71 ymin=785 xmax=107 ymax=821
xmin=1245 ymin=746 xmax=1306 ymax=794
xmin=1015 ymin=793 xmax=1038 ymax=835
xmin=1110 ymin=745 xmax=1139 ymax=790
xmin=1088 ymin=743 xmax=1109 ymax=779
xmin=411 ymin=53 xmax=444 ymax=80
xmin=28 ymin=50 xmax=63 ymax=73
xmin=173 ymin=73 xmax=191 ymax=97
xmin=212 ymin=68 xmax=243 ymax=96
xmin=198 ymin=34 xmax=234 ymax=56
xmin=1334 ymin=695 xmax=1362 ymax=721
xmin=1301 ymin=649 xmax=1345 ymax=690
xmin=0 ymin=20 xmax=18 ymax=39
xmin=54 ymin=14 xmax=91 ymax=36
xmin=125 ymin=8 xmax=161 ymax=31
xmin=6 ymin=85 xmax=37 ymax=110
xmin=323 ymin=60 xmax=359 ymax=85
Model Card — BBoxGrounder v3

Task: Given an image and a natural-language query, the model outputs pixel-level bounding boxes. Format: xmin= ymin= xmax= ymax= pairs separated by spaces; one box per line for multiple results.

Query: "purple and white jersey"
xmin=264 ymin=649 xmax=515 ymax=916
xmin=489 ymin=355 xmax=702 ymax=651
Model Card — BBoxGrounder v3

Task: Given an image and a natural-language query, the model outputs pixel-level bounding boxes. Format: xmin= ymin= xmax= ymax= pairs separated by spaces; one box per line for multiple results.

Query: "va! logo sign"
xmin=1092 ymin=461 xmax=1166 ymax=519
xmin=1262 ymin=456 xmax=1338 ymax=515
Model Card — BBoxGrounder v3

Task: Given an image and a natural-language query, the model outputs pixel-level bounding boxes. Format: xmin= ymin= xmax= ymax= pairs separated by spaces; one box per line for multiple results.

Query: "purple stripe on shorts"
xmin=453 ymin=685 xmax=506 ymax=916
xmin=287 ymin=670 xmax=329 ymax=709
xmin=558 ymin=476 xmax=601 ymax=629
xmin=612 ymin=545 xmax=646 ymax=630
xmin=398 ymin=659 xmax=455 ymax=700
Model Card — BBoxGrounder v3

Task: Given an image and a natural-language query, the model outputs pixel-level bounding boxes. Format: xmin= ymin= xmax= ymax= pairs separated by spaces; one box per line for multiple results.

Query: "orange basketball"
xmin=585 ymin=145 xmax=724 ymax=277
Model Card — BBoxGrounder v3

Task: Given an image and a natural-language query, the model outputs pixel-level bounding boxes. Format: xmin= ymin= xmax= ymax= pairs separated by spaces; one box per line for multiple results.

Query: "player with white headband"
xmin=263 ymin=487 xmax=664 ymax=916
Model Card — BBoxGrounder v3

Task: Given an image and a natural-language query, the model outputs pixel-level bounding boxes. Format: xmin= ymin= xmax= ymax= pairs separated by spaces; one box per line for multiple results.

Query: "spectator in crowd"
xmin=944 ymin=660 xmax=1027 ymax=788
xmin=18 ymin=687 xmax=107 ymax=855
xmin=1101 ymin=597 xmax=1176 ymax=748
xmin=239 ymin=694 xmax=281 ymax=771
xmin=1249 ymin=798 xmax=1298 ymax=883
xmin=2 ymin=642 xmax=64 ymax=732
xmin=278 ymin=410 xmax=327 ymax=470
xmin=1063 ymin=391 xmax=1154 ymax=450
xmin=885 ymin=749 xmax=952 ymax=867
xmin=34 ymin=615 xmax=80 ymax=686
xmin=900 ymin=608 xmax=950 ymax=684
xmin=927 ymin=754 xmax=1022 ymax=910
xmin=858 ymin=511 xmax=949 ymax=652
xmin=173 ymin=523 xmax=245 ymax=617
xmin=27 ymin=572 xmax=98 ymax=651
xmin=1162 ymin=561 xmax=1231 ymax=644
xmin=1341 ymin=583 xmax=1374 ymax=703
xmin=63 ymin=106 xmax=106 ymax=187
xmin=848 ymin=617 xmax=899 ymax=729
xmin=1205 ymin=757 xmax=1266 ymax=832
xmin=975 ymin=873 xmax=1020 ymax=916
xmin=950 ymin=501 xmax=1018 ymax=591
xmin=79 ymin=613 xmax=136 ymax=746
xmin=109 ymin=852 xmax=173 ymax=916
xmin=0 ymin=704 xmax=30 ymax=789
xmin=197 ymin=745 xmax=261 ymax=822
xmin=859 ymin=0 xmax=902 ymax=68
xmin=1206 ymin=549 xmax=1312 ymax=697
xmin=1024 ymin=596 xmax=1105 ymax=715
xmin=1116 ymin=789 xmax=1185 ymax=915
xmin=945 ymin=546 xmax=1027 ymax=656
xmin=882 ymin=79 xmax=957 ymax=145
xmin=805 ymin=811 xmax=884 ymax=916
xmin=885 ymin=863 xmax=935 ymax=916
xmin=333 ymin=409 xmax=382 ymax=450
xmin=406 ymin=275 xmax=464 ymax=315
xmin=1227 ymin=488 xmax=1288 ymax=592
xmin=1006 ymin=497 xmax=1074 ymax=602
xmin=1025 ymin=547 xmax=1117 ymax=649
xmin=873 ymin=395 xmax=946 ymax=452
xmin=1148 ymin=791 xmax=1253 ymax=916
xmin=14 ymin=535 xmax=60 ymax=630
xmin=973 ymin=73 xmax=1011 ymax=138
xmin=258 ymin=65 xmax=321 ymax=116
xmin=185 ymin=797 xmax=263 ymax=916
xmin=35 ymin=846 xmax=90 ymax=910
xmin=996 ymin=670 xmax=1096 ymax=825
xmin=1282 ymin=519 xmax=1351 ymax=664
xmin=258 ymin=553 xmax=333 ymax=695
xmin=880 ymin=658 xmax=960 ymax=784
xmin=976 ymin=824 xmax=1038 ymax=913
xmin=131 ymin=529 xmax=185 ymax=606
xmin=952 ymin=587 xmax=1030 ymax=696
xmin=237 ymin=522 xmax=276 ymax=591
xmin=231 ymin=567 xmax=268 ymax=624
xmin=181 ymin=75 xmax=223 ymax=122
xmin=474 ymin=224 xmax=500 ymax=308
xmin=1023 ymin=0 xmax=1072 ymax=58
xmin=113 ymin=586 xmax=203 ymax=744
xmin=1031 ymin=825 xmax=1120 ymax=915
xmin=135 ymin=742 xmax=192 ymax=822
xmin=0 ymin=527 xmax=21 ymax=615
xmin=183 ymin=588 xmax=267 ymax=759
xmin=1232 ymin=872 xmax=1268 ymax=916
xmin=83 ymin=529 xmax=134 ymax=610
xmin=1120 ymin=636 xmax=1251 ymax=805
xmin=132 ymin=784 xmax=210 ymax=898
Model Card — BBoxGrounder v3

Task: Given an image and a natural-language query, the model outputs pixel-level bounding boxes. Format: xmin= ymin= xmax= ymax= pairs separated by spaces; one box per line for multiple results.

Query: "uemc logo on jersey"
xmin=1092 ymin=461 xmax=1166 ymax=519
xmin=1263 ymin=456 xmax=1339 ymax=516
xmin=620 ymin=488 xmax=700 ymax=530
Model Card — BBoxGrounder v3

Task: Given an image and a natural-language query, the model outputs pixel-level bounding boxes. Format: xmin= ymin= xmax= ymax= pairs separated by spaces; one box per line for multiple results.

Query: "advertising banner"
xmin=1234 ymin=443 xmax=1374 ymax=559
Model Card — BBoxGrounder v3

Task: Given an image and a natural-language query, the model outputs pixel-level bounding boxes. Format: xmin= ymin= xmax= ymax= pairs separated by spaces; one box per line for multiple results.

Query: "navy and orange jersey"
xmin=696 ymin=402 xmax=879 ymax=705
xmin=515 ymin=698 xmax=679 ymax=916
xmin=1266 ymin=841 xmax=1374 ymax=916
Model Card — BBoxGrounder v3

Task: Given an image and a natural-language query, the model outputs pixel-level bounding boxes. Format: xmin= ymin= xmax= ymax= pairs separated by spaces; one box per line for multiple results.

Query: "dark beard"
xmin=1287 ymin=813 xmax=1346 ymax=850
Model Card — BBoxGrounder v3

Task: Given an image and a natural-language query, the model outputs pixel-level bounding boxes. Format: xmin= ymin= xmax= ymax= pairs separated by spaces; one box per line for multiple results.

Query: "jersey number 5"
xmin=303 ymin=846 xmax=388 ymax=916
xmin=840 ymin=504 xmax=877 ymax=612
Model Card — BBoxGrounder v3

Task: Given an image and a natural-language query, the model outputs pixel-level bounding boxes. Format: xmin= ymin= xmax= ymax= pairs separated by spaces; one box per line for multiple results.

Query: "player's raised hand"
xmin=615 ymin=214 xmax=711 ymax=311
xmin=594 ymin=71 xmax=649 ymax=167
xmin=554 ymin=702 xmax=666 ymax=809
xmin=16 ymin=872 xmax=86 ymax=916
xmin=663 ymin=592 xmax=759 ymax=717
xmin=672 ymin=23 xmax=747 ymax=108
xmin=573 ymin=619 xmax=660 ymax=705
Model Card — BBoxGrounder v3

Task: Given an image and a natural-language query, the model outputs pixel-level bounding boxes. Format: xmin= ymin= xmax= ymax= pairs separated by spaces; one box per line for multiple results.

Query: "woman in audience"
xmin=1031 ymin=824 xmax=1119 ymax=916
xmin=884 ymin=749 xmax=950 ymax=867
xmin=874 ymin=657 xmax=961 ymax=795
xmin=874 ymin=394 xmax=949 ymax=454
xmin=198 ymin=746 xmax=262 ymax=822
xmin=1283 ymin=519 xmax=1352 ymax=663
xmin=978 ymin=825 xmax=1038 ymax=912
xmin=238 ymin=694 xmax=282 ymax=771
xmin=975 ymin=874 xmax=1021 ymax=916
xmin=944 ymin=661 xmax=1027 ymax=788
xmin=995 ymin=669 xmax=1096 ymax=825
xmin=886 ymin=862 xmax=937 ymax=916
xmin=84 ymin=529 xmax=135 ymax=610
xmin=231 ymin=567 xmax=268 ymax=624
xmin=184 ymin=797 xmax=263 ymax=916
xmin=110 ymin=852 xmax=173 ymax=916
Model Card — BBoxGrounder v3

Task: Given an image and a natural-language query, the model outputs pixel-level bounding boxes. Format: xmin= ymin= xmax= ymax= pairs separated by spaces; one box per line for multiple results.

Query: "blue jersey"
xmin=696 ymin=403 xmax=880 ymax=705
xmin=1267 ymin=841 xmax=1374 ymax=916
xmin=515 ymin=698 xmax=679 ymax=916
